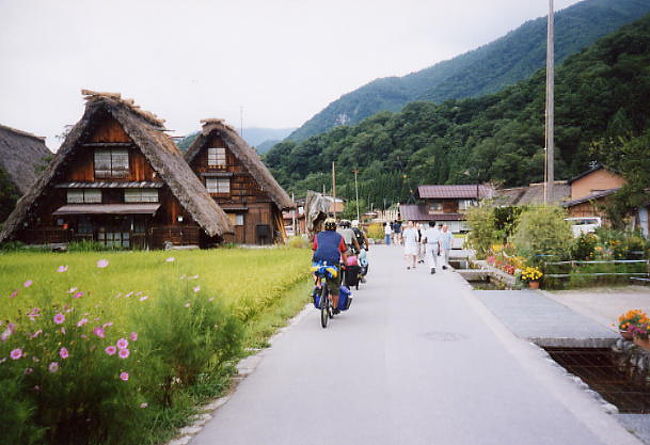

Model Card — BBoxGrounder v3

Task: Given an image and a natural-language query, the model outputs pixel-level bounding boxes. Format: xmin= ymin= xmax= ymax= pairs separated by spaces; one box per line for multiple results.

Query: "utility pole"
xmin=291 ymin=192 xmax=296 ymax=235
xmin=332 ymin=162 xmax=337 ymax=220
xmin=353 ymin=168 xmax=360 ymax=221
xmin=544 ymin=0 xmax=555 ymax=204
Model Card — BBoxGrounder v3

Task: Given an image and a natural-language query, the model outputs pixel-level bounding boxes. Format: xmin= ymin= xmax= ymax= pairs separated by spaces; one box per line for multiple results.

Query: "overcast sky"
xmin=0 ymin=0 xmax=582 ymax=150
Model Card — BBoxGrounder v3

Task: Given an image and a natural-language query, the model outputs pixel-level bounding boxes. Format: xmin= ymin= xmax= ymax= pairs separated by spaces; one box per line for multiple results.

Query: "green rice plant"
xmin=0 ymin=247 xmax=312 ymax=445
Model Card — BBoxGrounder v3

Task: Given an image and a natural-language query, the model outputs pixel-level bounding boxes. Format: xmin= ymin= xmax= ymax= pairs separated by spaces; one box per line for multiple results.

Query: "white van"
xmin=565 ymin=217 xmax=602 ymax=237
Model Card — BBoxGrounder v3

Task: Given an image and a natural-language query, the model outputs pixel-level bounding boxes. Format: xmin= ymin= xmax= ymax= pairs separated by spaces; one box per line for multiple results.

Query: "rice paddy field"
xmin=0 ymin=247 xmax=312 ymax=445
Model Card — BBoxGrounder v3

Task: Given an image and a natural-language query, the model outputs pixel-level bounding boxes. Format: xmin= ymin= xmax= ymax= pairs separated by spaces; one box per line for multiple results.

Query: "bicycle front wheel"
xmin=320 ymin=284 xmax=329 ymax=329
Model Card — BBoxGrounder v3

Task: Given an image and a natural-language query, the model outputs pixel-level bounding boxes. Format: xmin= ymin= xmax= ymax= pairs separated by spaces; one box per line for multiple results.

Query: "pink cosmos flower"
xmin=73 ymin=292 xmax=84 ymax=299
xmin=93 ymin=326 xmax=105 ymax=338
xmin=30 ymin=329 xmax=42 ymax=339
xmin=119 ymin=372 xmax=129 ymax=381
xmin=67 ymin=287 xmax=78 ymax=294
xmin=165 ymin=257 xmax=175 ymax=262
xmin=9 ymin=290 xmax=18 ymax=298
xmin=105 ymin=346 xmax=117 ymax=356
xmin=139 ymin=296 xmax=148 ymax=301
xmin=116 ymin=338 xmax=129 ymax=350
xmin=59 ymin=327 xmax=66 ymax=335
xmin=24 ymin=367 xmax=34 ymax=375
xmin=27 ymin=307 xmax=41 ymax=321
xmin=0 ymin=329 xmax=11 ymax=342
xmin=118 ymin=348 xmax=130 ymax=359
xmin=53 ymin=313 xmax=65 ymax=324
xmin=10 ymin=348 xmax=23 ymax=360
xmin=193 ymin=286 xmax=200 ymax=293
xmin=125 ymin=291 xmax=134 ymax=298
xmin=190 ymin=274 xmax=199 ymax=280
xmin=59 ymin=347 xmax=69 ymax=359
xmin=57 ymin=265 xmax=68 ymax=273
xmin=140 ymin=402 xmax=148 ymax=408
xmin=96 ymin=259 xmax=109 ymax=268
xmin=48 ymin=362 xmax=59 ymax=373
xmin=102 ymin=322 xmax=113 ymax=328
xmin=184 ymin=302 xmax=191 ymax=308
xmin=77 ymin=318 xmax=88 ymax=327
xmin=130 ymin=332 xmax=138 ymax=342
xmin=23 ymin=280 xmax=33 ymax=288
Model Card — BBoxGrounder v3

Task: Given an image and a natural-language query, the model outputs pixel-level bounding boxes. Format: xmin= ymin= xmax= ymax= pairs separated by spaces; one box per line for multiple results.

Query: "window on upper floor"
xmin=458 ymin=199 xmax=476 ymax=210
xmin=428 ymin=201 xmax=443 ymax=213
xmin=67 ymin=189 xmax=102 ymax=204
xmin=124 ymin=189 xmax=159 ymax=203
xmin=227 ymin=213 xmax=244 ymax=226
xmin=95 ymin=149 xmax=129 ymax=178
xmin=206 ymin=177 xmax=230 ymax=194
xmin=207 ymin=147 xmax=227 ymax=167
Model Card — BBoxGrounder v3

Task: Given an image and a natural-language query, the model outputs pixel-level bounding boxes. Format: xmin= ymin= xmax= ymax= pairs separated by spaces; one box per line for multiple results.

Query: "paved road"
xmin=192 ymin=245 xmax=640 ymax=445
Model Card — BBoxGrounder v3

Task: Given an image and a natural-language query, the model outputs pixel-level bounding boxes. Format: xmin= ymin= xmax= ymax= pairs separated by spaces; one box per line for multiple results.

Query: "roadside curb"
xmin=165 ymin=302 xmax=313 ymax=445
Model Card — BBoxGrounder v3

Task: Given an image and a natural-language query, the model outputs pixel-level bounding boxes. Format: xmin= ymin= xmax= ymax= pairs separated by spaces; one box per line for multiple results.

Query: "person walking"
xmin=423 ymin=221 xmax=441 ymax=274
xmin=402 ymin=221 xmax=418 ymax=270
xmin=440 ymin=224 xmax=453 ymax=270
xmin=383 ymin=222 xmax=392 ymax=245
xmin=416 ymin=223 xmax=425 ymax=264
xmin=392 ymin=220 xmax=402 ymax=245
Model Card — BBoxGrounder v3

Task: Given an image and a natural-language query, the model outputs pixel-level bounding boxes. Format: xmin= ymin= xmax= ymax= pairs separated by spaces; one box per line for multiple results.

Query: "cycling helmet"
xmin=324 ymin=217 xmax=337 ymax=231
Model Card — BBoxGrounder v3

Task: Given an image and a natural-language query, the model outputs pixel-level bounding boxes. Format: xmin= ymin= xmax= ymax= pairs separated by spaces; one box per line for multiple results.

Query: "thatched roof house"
xmin=0 ymin=124 xmax=51 ymax=221
xmin=0 ymin=124 xmax=51 ymax=194
xmin=1 ymin=91 xmax=233 ymax=248
xmin=185 ymin=118 xmax=294 ymax=244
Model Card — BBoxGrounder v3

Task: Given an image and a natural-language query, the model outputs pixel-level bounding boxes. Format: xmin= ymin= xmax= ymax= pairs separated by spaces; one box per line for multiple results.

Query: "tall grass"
xmin=0 ymin=247 xmax=311 ymax=445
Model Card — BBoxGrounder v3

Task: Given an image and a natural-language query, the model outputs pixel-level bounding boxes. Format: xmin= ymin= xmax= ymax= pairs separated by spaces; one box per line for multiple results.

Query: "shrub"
xmin=367 ymin=223 xmax=384 ymax=241
xmin=286 ymin=235 xmax=310 ymax=249
xmin=466 ymin=204 xmax=498 ymax=258
xmin=510 ymin=206 xmax=572 ymax=265
xmin=570 ymin=232 xmax=598 ymax=260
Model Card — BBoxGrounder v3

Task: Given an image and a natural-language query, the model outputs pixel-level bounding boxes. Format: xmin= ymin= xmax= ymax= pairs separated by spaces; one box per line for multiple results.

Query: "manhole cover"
xmin=420 ymin=331 xmax=468 ymax=342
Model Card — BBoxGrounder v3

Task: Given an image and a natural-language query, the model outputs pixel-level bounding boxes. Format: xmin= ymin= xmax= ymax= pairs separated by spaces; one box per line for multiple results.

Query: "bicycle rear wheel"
xmin=320 ymin=284 xmax=329 ymax=328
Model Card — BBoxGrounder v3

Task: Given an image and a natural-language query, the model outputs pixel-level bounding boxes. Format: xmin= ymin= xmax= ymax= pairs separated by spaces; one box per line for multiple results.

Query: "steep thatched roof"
xmin=0 ymin=124 xmax=51 ymax=194
xmin=1 ymin=90 xmax=233 ymax=242
xmin=185 ymin=119 xmax=294 ymax=210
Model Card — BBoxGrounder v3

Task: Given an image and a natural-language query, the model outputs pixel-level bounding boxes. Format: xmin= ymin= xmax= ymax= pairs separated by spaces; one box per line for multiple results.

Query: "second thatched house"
xmin=185 ymin=119 xmax=294 ymax=244
xmin=0 ymin=91 xmax=233 ymax=249
xmin=0 ymin=124 xmax=51 ymax=221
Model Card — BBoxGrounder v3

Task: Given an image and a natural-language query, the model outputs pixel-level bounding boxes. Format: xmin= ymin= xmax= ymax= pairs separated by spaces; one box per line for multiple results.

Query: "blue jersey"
xmin=312 ymin=231 xmax=346 ymax=265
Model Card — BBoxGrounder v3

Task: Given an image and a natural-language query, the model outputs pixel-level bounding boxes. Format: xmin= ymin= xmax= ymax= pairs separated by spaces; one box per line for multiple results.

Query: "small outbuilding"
xmin=0 ymin=91 xmax=233 ymax=248
xmin=185 ymin=119 xmax=294 ymax=244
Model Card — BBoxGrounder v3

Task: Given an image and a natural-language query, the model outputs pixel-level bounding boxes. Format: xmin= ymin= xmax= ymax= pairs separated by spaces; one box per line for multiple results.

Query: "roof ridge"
xmin=0 ymin=123 xmax=46 ymax=141
xmin=81 ymin=89 xmax=166 ymax=128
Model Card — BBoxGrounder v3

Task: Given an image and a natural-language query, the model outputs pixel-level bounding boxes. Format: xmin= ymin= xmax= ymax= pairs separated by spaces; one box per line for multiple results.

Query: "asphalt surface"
xmin=191 ymin=245 xmax=641 ymax=445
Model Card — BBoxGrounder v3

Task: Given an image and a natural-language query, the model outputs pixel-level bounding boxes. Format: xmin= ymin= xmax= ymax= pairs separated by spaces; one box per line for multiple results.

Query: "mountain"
xmin=176 ymin=127 xmax=294 ymax=153
xmin=265 ymin=13 xmax=650 ymax=211
xmin=287 ymin=0 xmax=650 ymax=142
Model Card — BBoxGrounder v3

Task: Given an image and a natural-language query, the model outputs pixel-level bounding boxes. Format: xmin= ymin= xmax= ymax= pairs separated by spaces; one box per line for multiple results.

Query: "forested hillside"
xmin=288 ymin=0 xmax=650 ymax=142
xmin=265 ymin=14 xmax=650 ymax=211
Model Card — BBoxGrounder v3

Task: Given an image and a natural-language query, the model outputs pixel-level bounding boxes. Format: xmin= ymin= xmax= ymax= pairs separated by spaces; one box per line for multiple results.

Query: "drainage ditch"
xmin=543 ymin=347 xmax=650 ymax=414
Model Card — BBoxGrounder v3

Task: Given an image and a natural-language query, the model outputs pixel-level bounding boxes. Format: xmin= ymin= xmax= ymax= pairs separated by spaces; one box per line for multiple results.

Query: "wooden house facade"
xmin=185 ymin=119 xmax=294 ymax=244
xmin=0 ymin=91 xmax=232 ymax=249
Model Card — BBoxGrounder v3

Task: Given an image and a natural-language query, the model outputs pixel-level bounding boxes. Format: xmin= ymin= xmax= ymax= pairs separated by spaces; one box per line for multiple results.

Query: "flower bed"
xmin=0 ymin=248 xmax=311 ymax=445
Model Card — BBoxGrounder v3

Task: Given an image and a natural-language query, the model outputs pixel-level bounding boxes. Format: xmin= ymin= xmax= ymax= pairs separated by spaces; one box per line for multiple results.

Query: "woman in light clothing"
xmin=440 ymin=224 xmax=453 ymax=270
xmin=402 ymin=221 xmax=418 ymax=270
xmin=383 ymin=222 xmax=392 ymax=245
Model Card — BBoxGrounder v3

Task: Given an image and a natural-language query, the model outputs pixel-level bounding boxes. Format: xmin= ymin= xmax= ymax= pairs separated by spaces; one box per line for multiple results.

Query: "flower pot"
xmin=528 ymin=280 xmax=540 ymax=289
xmin=619 ymin=329 xmax=634 ymax=341
xmin=633 ymin=336 xmax=650 ymax=351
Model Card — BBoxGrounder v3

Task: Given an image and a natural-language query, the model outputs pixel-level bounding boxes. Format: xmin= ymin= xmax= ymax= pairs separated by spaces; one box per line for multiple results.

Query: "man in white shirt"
xmin=423 ymin=221 xmax=441 ymax=274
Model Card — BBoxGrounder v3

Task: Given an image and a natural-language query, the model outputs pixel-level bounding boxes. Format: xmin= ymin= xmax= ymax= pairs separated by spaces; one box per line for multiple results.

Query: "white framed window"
xmin=458 ymin=199 xmax=476 ymax=210
xmin=207 ymin=147 xmax=226 ymax=167
xmin=124 ymin=189 xmax=159 ymax=203
xmin=95 ymin=149 xmax=129 ymax=178
xmin=67 ymin=189 xmax=102 ymax=204
xmin=206 ymin=177 xmax=230 ymax=194
xmin=227 ymin=213 xmax=244 ymax=226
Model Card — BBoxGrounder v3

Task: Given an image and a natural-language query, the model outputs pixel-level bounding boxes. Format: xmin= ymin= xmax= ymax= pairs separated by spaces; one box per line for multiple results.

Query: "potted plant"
xmin=617 ymin=309 xmax=648 ymax=341
xmin=521 ymin=266 xmax=543 ymax=289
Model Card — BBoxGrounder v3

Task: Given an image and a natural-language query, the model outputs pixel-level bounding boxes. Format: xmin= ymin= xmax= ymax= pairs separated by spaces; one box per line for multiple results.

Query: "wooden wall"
xmin=571 ymin=169 xmax=626 ymax=200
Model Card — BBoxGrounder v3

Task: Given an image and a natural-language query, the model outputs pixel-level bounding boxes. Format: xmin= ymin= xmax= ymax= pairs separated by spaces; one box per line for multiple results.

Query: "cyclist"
xmin=351 ymin=220 xmax=369 ymax=252
xmin=337 ymin=220 xmax=361 ymax=254
xmin=312 ymin=217 xmax=348 ymax=313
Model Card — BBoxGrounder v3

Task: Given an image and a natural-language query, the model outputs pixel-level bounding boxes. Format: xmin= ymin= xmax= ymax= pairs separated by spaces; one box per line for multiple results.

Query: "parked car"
xmin=565 ymin=217 xmax=602 ymax=237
